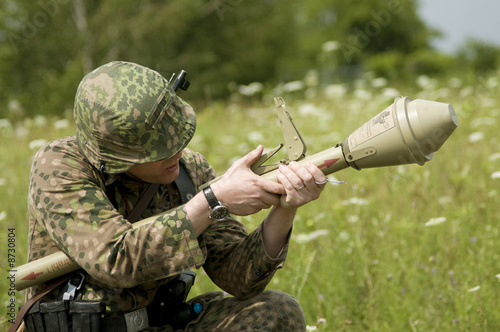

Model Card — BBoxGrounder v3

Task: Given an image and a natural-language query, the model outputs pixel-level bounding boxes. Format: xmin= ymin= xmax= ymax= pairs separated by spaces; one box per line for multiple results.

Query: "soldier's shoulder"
xmin=182 ymin=148 xmax=209 ymax=166
xmin=33 ymin=136 xmax=80 ymax=158
xmin=32 ymin=136 xmax=88 ymax=170
xmin=181 ymin=148 xmax=217 ymax=185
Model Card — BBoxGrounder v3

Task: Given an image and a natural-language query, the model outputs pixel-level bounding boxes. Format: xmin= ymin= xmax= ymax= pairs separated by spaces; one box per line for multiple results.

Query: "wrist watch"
xmin=203 ymin=185 xmax=229 ymax=221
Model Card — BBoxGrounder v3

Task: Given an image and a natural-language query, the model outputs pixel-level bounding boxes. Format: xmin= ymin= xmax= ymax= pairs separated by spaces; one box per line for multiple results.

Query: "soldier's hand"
xmin=211 ymin=145 xmax=285 ymax=216
xmin=275 ymin=161 xmax=326 ymax=209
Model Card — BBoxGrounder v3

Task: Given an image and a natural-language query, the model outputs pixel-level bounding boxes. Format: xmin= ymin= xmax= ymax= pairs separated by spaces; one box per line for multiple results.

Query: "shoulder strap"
xmin=8 ymin=275 xmax=72 ymax=332
xmin=127 ymin=183 xmax=160 ymax=223
xmin=127 ymin=161 xmax=196 ymax=222
xmin=174 ymin=161 xmax=196 ymax=204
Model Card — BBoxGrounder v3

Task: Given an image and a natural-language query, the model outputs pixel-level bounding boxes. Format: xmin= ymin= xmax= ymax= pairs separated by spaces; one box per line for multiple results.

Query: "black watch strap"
xmin=202 ymin=185 xmax=229 ymax=221
xmin=203 ymin=186 xmax=219 ymax=208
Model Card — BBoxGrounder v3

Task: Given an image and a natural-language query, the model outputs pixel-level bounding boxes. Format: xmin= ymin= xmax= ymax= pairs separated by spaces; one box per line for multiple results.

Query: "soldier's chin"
xmin=158 ymin=165 xmax=180 ymax=184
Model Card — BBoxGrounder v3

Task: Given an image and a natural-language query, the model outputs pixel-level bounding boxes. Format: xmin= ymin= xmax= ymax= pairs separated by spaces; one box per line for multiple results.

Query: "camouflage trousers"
xmin=175 ymin=290 xmax=306 ymax=332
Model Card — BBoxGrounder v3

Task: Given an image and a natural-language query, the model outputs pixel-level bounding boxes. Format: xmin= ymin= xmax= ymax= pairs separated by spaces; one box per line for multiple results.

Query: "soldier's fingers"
xmin=288 ymin=161 xmax=315 ymax=186
xmin=239 ymin=145 xmax=264 ymax=168
xmin=304 ymin=162 xmax=328 ymax=189
xmin=278 ymin=164 xmax=305 ymax=191
xmin=276 ymin=169 xmax=296 ymax=193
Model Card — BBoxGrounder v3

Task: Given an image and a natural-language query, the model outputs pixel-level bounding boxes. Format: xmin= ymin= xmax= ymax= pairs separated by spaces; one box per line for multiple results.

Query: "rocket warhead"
xmin=342 ymin=97 xmax=459 ymax=170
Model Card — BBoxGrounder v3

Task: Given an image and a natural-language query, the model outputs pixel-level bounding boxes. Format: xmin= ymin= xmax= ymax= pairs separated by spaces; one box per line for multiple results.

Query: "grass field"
xmin=1 ymin=72 xmax=499 ymax=331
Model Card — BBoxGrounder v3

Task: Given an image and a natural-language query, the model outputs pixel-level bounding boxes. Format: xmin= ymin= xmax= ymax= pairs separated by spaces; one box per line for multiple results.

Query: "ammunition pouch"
xmin=102 ymin=270 xmax=202 ymax=332
xmin=24 ymin=271 xmax=202 ymax=332
xmin=25 ymin=300 xmax=104 ymax=332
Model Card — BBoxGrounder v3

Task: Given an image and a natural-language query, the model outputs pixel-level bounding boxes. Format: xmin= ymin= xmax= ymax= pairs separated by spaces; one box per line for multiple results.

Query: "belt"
xmin=22 ymin=271 xmax=202 ymax=332
xmin=102 ymin=301 xmax=203 ymax=332
xmin=101 ymin=271 xmax=202 ymax=332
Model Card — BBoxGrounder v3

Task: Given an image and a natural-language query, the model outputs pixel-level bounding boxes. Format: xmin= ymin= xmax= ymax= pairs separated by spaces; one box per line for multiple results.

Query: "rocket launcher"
xmin=253 ymin=96 xmax=459 ymax=182
xmin=13 ymin=96 xmax=458 ymax=290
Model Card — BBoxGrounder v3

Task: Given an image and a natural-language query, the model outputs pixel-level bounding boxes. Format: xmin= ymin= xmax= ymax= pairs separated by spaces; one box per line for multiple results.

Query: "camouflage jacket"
xmin=27 ymin=139 xmax=289 ymax=314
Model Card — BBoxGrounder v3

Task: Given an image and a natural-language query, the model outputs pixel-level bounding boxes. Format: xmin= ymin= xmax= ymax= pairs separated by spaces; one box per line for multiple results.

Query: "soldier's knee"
xmin=258 ymin=290 xmax=306 ymax=331
xmin=189 ymin=290 xmax=306 ymax=331
xmin=264 ymin=290 xmax=303 ymax=312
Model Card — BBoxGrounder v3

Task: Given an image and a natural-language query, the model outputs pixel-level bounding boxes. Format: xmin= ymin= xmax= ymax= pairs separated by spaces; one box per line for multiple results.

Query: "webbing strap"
xmin=127 ymin=183 xmax=160 ymax=223
xmin=127 ymin=161 xmax=196 ymax=223
xmin=8 ymin=275 xmax=71 ymax=332
xmin=174 ymin=161 xmax=196 ymax=204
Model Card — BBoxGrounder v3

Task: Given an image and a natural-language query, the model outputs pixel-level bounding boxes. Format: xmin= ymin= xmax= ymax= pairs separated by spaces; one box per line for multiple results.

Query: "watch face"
xmin=211 ymin=205 xmax=229 ymax=221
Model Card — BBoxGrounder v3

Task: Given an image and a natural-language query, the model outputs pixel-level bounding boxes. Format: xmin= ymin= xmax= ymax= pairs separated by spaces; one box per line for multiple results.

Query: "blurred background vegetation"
xmin=1 ymin=0 xmax=500 ymax=120
xmin=1 ymin=0 xmax=500 ymax=331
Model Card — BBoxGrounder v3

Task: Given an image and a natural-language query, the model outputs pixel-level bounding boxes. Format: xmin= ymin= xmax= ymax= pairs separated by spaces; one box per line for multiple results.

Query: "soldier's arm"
xmin=187 ymin=146 xmax=325 ymax=257
xmin=29 ymin=139 xmax=206 ymax=288
xmin=188 ymin=147 xmax=325 ymax=299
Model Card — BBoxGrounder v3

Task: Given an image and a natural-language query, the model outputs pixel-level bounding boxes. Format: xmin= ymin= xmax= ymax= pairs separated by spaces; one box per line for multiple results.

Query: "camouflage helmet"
xmin=74 ymin=61 xmax=197 ymax=174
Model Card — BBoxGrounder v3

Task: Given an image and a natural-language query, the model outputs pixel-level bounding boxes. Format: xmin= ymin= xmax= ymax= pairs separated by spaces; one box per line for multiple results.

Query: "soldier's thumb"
xmin=240 ymin=145 xmax=264 ymax=168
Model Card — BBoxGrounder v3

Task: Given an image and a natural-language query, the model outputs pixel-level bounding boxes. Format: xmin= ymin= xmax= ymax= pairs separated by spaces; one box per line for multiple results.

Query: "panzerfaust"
xmin=14 ymin=96 xmax=458 ymax=291
xmin=208 ymin=95 xmax=459 ymax=184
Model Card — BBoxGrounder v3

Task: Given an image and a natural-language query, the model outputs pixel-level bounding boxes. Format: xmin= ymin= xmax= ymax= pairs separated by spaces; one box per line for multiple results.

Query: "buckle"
xmin=62 ymin=272 xmax=85 ymax=301
xmin=124 ymin=307 xmax=149 ymax=332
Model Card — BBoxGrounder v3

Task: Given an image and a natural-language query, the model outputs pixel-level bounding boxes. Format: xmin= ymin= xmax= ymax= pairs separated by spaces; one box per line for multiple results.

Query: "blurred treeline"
xmin=1 ymin=0 xmax=500 ymax=119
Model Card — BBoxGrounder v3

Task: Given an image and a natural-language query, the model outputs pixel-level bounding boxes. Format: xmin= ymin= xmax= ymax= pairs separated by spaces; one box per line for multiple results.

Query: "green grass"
xmin=1 ymin=73 xmax=499 ymax=331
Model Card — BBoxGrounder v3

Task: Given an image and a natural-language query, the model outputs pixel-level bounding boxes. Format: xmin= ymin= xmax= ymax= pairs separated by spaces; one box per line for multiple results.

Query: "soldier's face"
xmin=126 ymin=151 xmax=183 ymax=184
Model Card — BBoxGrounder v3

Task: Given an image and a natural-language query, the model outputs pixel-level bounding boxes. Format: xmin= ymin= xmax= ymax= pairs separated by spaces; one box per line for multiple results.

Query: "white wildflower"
xmin=382 ymin=87 xmax=401 ymax=99
xmin=491 ymin=171 xmax=500 ymax=179
xmin=316 ymin=318 xmax=327 ymax=325
xmin=324 ymin=84 xmax=347 ymax=98
xmin=8 ymin=100 xmax=23 ymax=114
xmin=0 ymin=119 xmax=13 ymax=130
xmin=353 ymin=88 xmax=372 ymax=100
xmin=371 ymin=77 xmax=387 ymax=88
xmin=438 ymin=196 xmax=452 ymax=205
xmin=294 ymin=229 xmax=329 ymax=244
xmin=468 ymin=286 xmax=480 ymax=292
xmin=247 ymin=131 xmax=264 ymax=143
xmin=16 ymin=125 xmax=29 ymax=138
xmin=347 ymin=215 xmax=359 ymax=223
xmin=416 ymin=75 xmax=438 ymax=90
xmin=238 ymin=82 xmax=263 ymax=96
xmin=480 ymin=96 xmax=496 ymax=107
xmin=54 ymin=119 xmax=70 ymax=130
xmin=470 ymin=117 xmax=496 ymax=128
xmin=397 ymin=166 xmax=408 ymax=174
xmin=283 ymin=81 xmax=304 ymax=92
xmin=298 ymin=103 xmax=320 ymax=116
xmin=489 ymin=153 xmax=500 ymax=161
xmin=304 ymin=70 xmax=320 ymax=87
xmin=425 ymin=217 xmax=447 ymax=227
xmin=495 ymin=274 xmax=500 ymax=282
xmin=321 ymin=40 xmax=340 ymax=53
xmin=354 ymin=78 xmax=368 ymax=89
xmin=33 ymin=115 xmax=48 ymax=127
xmin=306 ymin=326 xmax=318 ymax=331
xmin=486 ymin=77 xmax=499 ymax=89
xmin=467 ymin=132 xmax=484 ymax=143
xmin=459 ymin=86 xmax=474 ymax=98
xmin=435 ymin=87 xmax=451 ymax=98
xmin=338 ymin=231 xmax=350 ymax=242
xmin=29 ymin=139 xmax=48 ymax=150
xmin=0 ymin=211 xmax=6 ymax=221
xmin=341 ymin=197 xmax=368 ymax=206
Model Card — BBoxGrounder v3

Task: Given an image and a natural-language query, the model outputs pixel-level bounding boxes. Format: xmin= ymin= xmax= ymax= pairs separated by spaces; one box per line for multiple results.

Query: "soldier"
xmin=25 ymin=61 xmax=327 ymax=331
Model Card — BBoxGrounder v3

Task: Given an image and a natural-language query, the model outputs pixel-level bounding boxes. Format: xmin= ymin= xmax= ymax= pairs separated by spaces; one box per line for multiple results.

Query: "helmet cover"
xmin=74 ymin=61 xmax=196 ymax=174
